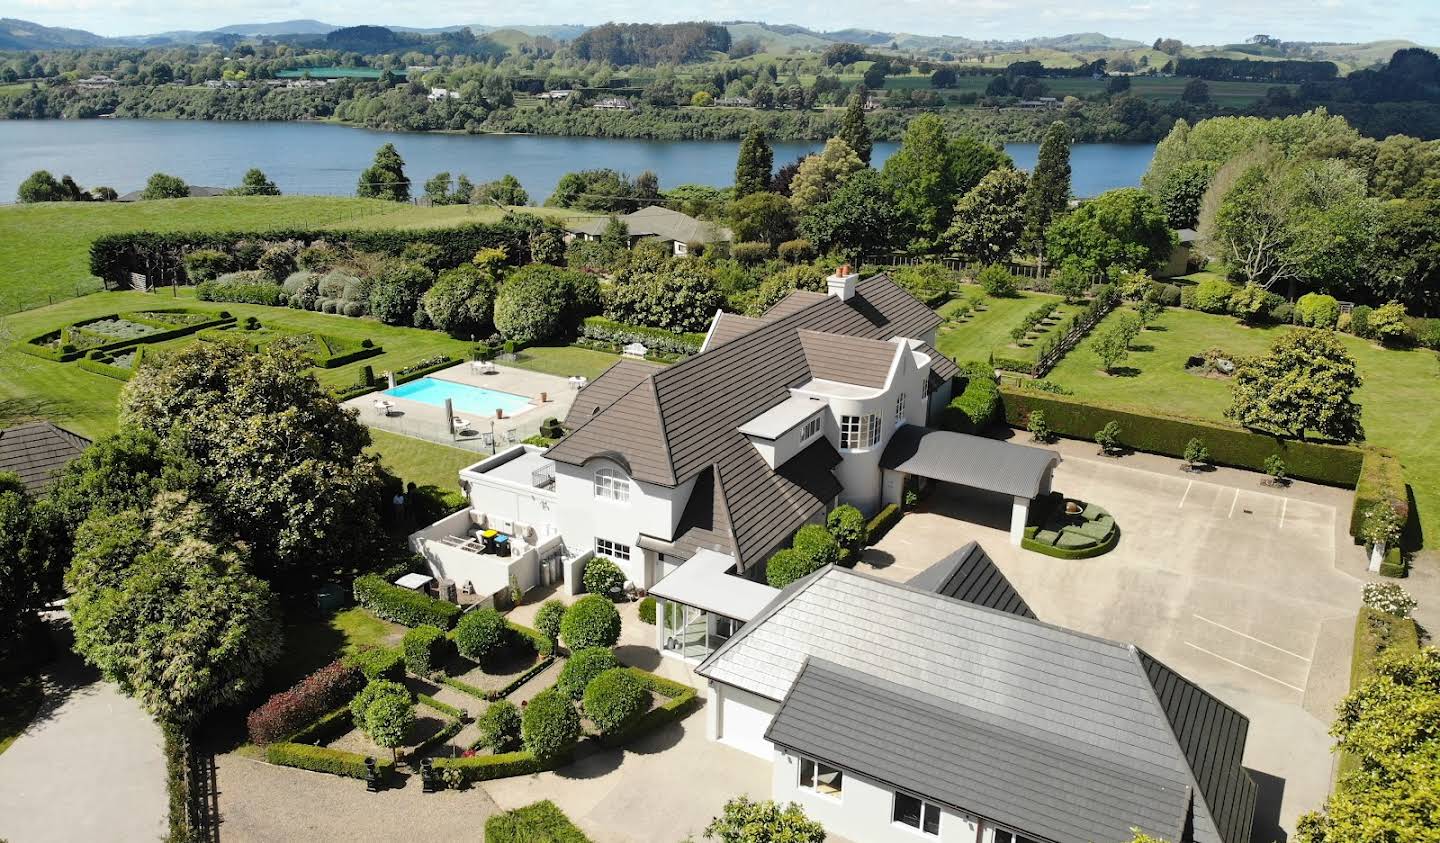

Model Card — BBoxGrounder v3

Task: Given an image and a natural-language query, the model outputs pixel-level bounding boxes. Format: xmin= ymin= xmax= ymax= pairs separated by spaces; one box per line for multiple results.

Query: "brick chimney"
xmin=827 ymin=263 xmax=859 ymax=301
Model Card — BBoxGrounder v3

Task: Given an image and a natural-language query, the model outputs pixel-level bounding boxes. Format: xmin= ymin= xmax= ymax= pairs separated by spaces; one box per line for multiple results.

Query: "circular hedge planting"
xmin=534 ymin=599 xmax=566 ymax=644
xmin=455 ymin=608 xmax=508 ymax=663
xmin=522 ymin=689 xmax=580 ymax=762
xmin=475 ymin=699 xmax=522 ymax=753
xmin=560 ymin=595 xmax=621 ymax=651
xmin=582 ymin=556 xmax=626 ymax=596
xmin=557 ymin=647 xmax=620 ymax=700
xmin=583 ymin=668 xmax=648 ymax=735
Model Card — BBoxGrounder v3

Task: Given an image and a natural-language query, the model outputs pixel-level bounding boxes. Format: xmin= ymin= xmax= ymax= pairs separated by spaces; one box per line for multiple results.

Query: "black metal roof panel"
xmin=906 ymin=541 xmax=1037 ymax=619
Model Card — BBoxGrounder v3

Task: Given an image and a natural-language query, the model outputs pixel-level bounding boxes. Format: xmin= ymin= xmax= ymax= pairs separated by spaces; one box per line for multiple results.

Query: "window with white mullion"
xmin=893 ymin=792 xmax=940 ymax=835
xmin=797 ymin=755 xmax=844 ymax=799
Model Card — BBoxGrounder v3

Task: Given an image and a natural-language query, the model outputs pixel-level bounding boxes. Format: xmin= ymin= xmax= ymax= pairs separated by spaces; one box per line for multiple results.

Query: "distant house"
xmin=75 ymin=75 xmax=117 ymax=90
xmin=427 ymin=87 xmax=460 ymax=101
xmin=716 ymin=96 xmax=753 ymax=107
xmin=0 ymin=422 xmax=89 ymax=495
xmin=592 ymin=97 xmax=633 ymax=110
xmin=116 ymin=186 xmax=229 ymax=202
xmin=1165 ymin=228 xmax=1199 ymax=277
xmin=863 ymin=97 xmax=883 ymax=111
xmin=536 ymin=90 xmax=575 ymax=101
xmin=564 ymin=206 xmax=732 ymax=256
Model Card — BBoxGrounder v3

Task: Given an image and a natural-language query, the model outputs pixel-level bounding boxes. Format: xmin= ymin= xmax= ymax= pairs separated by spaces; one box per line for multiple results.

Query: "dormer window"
xmin=839 ymin=414 xmax=880 ymax=450
xmin=593 ymin=467 xmax=630 ymax=503
xmin=799 ymin=416 xmax=822 ymax=444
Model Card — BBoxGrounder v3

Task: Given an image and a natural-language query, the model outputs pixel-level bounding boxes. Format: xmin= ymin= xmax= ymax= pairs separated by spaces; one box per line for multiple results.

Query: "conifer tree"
xmin=1022 ymin=121 xmax=1073 ymax=266
xmin=837 ymin=92 xmax=873 ymax=165
xmin=734 ymin=128 xmax=774 ymax=198
xmin=357 ymin=143 xmax=410 ymax=202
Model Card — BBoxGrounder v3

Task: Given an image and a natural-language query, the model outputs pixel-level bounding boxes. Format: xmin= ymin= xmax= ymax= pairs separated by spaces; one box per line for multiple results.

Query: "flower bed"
xmin=1021 ymin=493 xmax=1120 ymax=559
xmin=17 ymin=308 xmax=235 ymax=362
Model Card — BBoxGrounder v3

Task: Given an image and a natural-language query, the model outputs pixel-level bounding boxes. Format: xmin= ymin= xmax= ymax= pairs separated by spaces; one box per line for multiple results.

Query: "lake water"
xmin=0 ymin=119 xmax=1155 ymax=203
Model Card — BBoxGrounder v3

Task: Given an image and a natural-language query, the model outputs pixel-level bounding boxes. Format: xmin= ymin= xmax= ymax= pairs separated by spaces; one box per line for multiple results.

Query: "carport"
xmin=880 ymin=426 xmax=1061 ymax=544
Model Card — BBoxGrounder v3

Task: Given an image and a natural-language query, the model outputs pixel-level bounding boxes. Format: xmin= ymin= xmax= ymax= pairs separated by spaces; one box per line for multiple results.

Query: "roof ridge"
xmin=643 ymin=377 xmax=678 ymax=485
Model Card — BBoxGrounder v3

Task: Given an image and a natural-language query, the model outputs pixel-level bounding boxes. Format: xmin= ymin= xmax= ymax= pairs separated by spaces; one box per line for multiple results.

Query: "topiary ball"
xmin=582 ymin=557 xmax=626 ymax=596
xmin=557 ymin=647 xmax=620 ymax=700
xmin=454 ymin=608 xmax=508 ymax=663
xmin=521 ymin=689 xmax=580 ymax=762
xmin=559 ymin=595 xmax=621 ymax=651
xmin=582 ymin=668 xmax=648 ymax=735
xmin=534 ymin=599 xmax=566 ymax=643
xmin=638 ymin=596 xmax=656 ymax=625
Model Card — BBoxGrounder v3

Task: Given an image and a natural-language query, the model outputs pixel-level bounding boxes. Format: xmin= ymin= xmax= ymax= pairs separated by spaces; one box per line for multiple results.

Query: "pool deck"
xmin=344 ymin=362 xmax=576 ymax=452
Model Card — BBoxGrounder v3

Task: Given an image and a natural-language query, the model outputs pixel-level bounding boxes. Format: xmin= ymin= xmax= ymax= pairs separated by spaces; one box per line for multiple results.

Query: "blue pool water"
xmin=384 ymin=378 xmax=532 ymax=417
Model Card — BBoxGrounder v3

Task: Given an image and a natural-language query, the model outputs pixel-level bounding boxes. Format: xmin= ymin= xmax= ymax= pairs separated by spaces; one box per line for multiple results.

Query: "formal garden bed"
xmin=197 ymin=317 xmax=383 ymax=369
xmin=17 ymin=306 xmax=235 ymax=362
xmin=1022 ymin=492 xmax=1120 ymax=559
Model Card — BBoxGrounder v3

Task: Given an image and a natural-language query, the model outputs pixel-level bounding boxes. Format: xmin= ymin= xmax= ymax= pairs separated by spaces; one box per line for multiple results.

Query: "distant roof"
xmin=0 ymin=422 xmax=89 ymax=494
xmin=880 ymin=426 xmax=1060 ymax=499
xmin=905 ymin=541 xmax=1035 ymax=619
xmin=698 ymin=566 xmax=1255 ymax=843
xmin=564 ymin=206 xmax=732 ymax=244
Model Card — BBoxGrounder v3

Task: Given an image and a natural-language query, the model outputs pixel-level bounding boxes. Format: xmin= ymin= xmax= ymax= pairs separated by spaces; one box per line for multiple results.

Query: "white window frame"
xmin=799 ymin=415 xmax=822 ymax=444
xmin=797 ymin=755 xmax=844 ymax=801
xmin=989 ymin=827 xmax=1041 ymax=843
xmin=838 ymin=414 xmax=881 ymax=450
xmin=594 ymin=538 xmax=631 ymax=562
xmin=593 ymin=467 xmax=630 ymax=503
xmin=895 ymin=392 xmax=907 ymax=425
xmin=892 ymin=791 xmax=941 ymax=836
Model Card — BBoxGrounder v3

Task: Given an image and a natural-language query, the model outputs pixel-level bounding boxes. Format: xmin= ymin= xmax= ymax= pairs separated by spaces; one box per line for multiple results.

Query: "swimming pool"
xmin=383 ymin=378 xmax=533 ymax=418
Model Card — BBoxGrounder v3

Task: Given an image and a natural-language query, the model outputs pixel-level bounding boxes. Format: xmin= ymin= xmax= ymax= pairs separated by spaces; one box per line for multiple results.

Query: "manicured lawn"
xmin=330 ymin=203 xmax=595 ymax=231
xmin=0 ymin=292 xmax=622 ymax=482
xmin=0 ymin=674 xmax=42 ymax=757
xmin=486 ymin=800 xmax=594 ymax=843
xmin=266 ymin=607 xmax=405 ymax=695
xmin=935 ymin=286 xmax=1065 ymax=366
xmin=366 ymin=429 xmax=475 ymax=507
xmin=1047 ymin=305 xmax=1440 ymax=546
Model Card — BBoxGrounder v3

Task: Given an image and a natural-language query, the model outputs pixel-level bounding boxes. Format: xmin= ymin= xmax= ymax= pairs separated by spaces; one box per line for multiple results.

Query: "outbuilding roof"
xmin=0 ymin=422 xmax=90 ymax=494
xmin=696 ymin=566 xmax=1255 ymax=843
xmin=880 ymin=426 xmax=1060 ymax=499
xmin=905 ymin=541 xmax=1035 ymax=619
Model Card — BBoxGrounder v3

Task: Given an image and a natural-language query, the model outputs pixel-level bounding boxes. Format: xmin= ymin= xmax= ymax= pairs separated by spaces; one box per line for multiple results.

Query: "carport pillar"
xmin=1010 ymin=496 xmax=1030 ymax=545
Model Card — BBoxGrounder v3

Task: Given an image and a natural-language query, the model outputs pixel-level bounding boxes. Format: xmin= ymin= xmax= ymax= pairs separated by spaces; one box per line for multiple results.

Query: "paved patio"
xmin=859 ymin=436 xmax=1370 ymax=842
xmin=344 ymin=362 xmax=577 ymax=451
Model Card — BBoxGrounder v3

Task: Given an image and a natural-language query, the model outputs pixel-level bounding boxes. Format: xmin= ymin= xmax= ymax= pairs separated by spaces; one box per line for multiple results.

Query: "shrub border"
xmin=1021 ymin=524 xmax=1122 ymax=559
xmin=866 ymin=504 xmax=902 ymax=544
xmin=595 ymin=668 xmax=698 ymax=748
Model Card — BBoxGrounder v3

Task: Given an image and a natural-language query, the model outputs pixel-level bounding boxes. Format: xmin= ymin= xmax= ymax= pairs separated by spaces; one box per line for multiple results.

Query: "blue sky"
xmin=13 ymin=0 xmax=1439 ymax=44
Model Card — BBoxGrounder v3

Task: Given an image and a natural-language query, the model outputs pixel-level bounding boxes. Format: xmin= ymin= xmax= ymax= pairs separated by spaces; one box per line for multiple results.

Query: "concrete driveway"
xmin=860 ymin=438 xmax=1368 ymax=843
xmin=0 ymin=626 xmax=166 ymax=843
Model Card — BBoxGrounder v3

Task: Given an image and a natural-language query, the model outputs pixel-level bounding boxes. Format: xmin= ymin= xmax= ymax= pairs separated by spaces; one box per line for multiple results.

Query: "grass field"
xmin=0 ymin=197 xmax=589 ymax=315
xmin=1046 ymin=304 xmax=1440 ymax=548
xmin=0 ymin=290 xmax=622 ymax=490
xmin=935 ymin=287 xmax=1066 ymax=366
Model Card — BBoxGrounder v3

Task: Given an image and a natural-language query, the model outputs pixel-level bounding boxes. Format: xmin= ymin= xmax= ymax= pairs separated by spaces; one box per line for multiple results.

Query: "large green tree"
xmin=728 ymin=192 xmax=797 ymax=245
xmin=119 ymin=338 xmax=385 ymax=581
xmin=837 ymin=93 xmax=873 ymax=165
xmin=422 ymin=259 xmax=501 ymax=337
xmin=606 ymin=254 xmax=725 ymax=332
xmin=0 ymin=473 xmax=62 ymax=648
xmin=66 ymin=493 xmax=282 ymax=725
xmin=17 ymin=170 xmax=65 ymax=203
xmin=789 ymin=138 xmax=864 ymax=210
xmin=882 ymin=115 xmax=1009 ymax=249
xmin=1046 ymin=188 xmax=1175 ymax=275
xmin=1297 ymin=648 xmax=1440 ymax=843
xmin=1372 ymin=198 xmax=1440 ymax=312
xmin=943 ymin=167 xmax=1029 ymax=262
xmin=735 ymin=128 xmax=774 ymax=198
xmin=493 ymin=263 xmax=602 ymax=344
xmin=1154 ymin=160 xmax=1215 ymax=229
xmin=1021 ymin=121 xmax=1073 ymax=262
xmin=233 ymin=168 xmax=280 ymax=196
xmin=357 ymin=143 xmax=410 ymax=202
xmin=798 ymin=168 xmax=900 ymax=258
xmin=1226 ymin=329 xmax=1364 ymax=442
xmin=140 ymin=172 xmax=189 ymax=200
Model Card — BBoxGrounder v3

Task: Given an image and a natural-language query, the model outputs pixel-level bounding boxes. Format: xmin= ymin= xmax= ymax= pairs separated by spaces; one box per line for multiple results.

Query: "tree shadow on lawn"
xmin=1102 ymin=366 xmax=1143 ymax=378
xmin=1129 ymin=343 xmax=1156 ymax=353
xmin=0 ymin=396 xmax=76 ymax=427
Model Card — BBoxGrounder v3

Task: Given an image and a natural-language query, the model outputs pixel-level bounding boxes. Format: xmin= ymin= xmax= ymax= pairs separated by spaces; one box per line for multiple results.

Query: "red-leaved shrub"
xmin=246 ymin=659 xmax=364 ymax=745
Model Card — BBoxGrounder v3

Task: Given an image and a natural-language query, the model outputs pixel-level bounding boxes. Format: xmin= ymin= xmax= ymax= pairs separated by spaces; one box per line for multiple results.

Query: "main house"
xmin=410 ymin=268 xmax=1060 ymax=645
xmin=693 ymin=549 xmax=1257 ymax=843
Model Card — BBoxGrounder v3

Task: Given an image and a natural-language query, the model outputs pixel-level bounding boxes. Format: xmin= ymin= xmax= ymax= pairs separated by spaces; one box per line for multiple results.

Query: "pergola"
xmin=880 ymin=426 xmax=1061 ymax=544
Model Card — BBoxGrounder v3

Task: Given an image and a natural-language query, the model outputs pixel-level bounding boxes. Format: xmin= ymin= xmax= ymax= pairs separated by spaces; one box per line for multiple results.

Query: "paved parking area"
xmin=860 ymin=440 xmax=1368 ymax=842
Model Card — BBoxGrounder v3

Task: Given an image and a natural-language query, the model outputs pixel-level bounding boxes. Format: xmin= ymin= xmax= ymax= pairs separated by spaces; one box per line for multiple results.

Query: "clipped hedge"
xmin=486 ymin=801 xmax=594 ymax=843
xmin=583 ymin=668 xmax=649 ymax=734
xmin=403 ymin=625 xmax=451 ymax=676
xmin=557 ymin=647 xmax=620 ymax=700
xmin=246 ymin=659 xmax=365 ymax=745
xmin=196 ymin=276 xmax=286 ymax=306
xmin=353 ymin=574 xmax=462 ymax=629
xmin=1022 ymin=524 xmax=1122 ymax=559
xmin=998 ymin=387 xmax=1364 ymax=486
xmin=581 ymin=317 xmax=705 ymax=356
xmin=345 ymin=646 xmax=405 ymax=682
xmin=1348 ymin=448 xmax=1408 ymax=543
xmin=942 ymin=375 xmax=1000 ymax=433
xmin=866 ymin=504 xmax=901 ymax=543
xmin=560 ymin=595 xmax=621 ymax=651
xmin=265 ymin=742 xmax=395 ymax=779
xmin=431 ymin=749 xmax=562 ymax=783
xmin=78 ymin=346 xmax=145 ymax=381
xmin=17 ymin=309 xmax=235 ymax=363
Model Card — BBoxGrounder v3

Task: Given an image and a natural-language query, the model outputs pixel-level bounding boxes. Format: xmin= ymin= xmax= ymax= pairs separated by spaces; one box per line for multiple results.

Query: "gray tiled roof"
xmin=0 ymin=422 xmax=89 ymax=494
xmin=705 ymin=312 xmax=766 ymax=349
xmin=906 ymin=541 xmax=1036 ymax=619
xmin=697 ymin=566 xmax=1254 ymax=843
xmin=767 ymin=658 xmax=1191 ymax=843
xmin=548 ymin=274 xmax=957 ymax=570
xmin=798 ymin=331 xmax=897 ymax=389
xmin=562 ymin=359 xmax=663 ymax=429
xmin=880 ymin=426 xmax=1060 ymax=499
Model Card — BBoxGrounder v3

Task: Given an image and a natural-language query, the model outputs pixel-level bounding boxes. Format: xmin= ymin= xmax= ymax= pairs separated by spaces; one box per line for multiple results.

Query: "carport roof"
xmin=880 ymin=426 xmax=1060 ymax=499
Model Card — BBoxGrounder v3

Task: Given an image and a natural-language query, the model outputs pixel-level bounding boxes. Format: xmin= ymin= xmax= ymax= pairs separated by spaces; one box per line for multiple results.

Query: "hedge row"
xmin=89 ymin=218 xmax=553 ymax=285
xmin=1348 ymin=448 xmax=1408 ymax=542
xmin=486 ymin=801 xmax=594 ymax=843
xmin=596 ymin=669 xmax=699 ymax=748
xmin=431 ymin=748 xmax=563 ymax=783
xmin=265 ymin=742 xmax=395 ymax=780
xmin=353 ymin=574 xmax=462 ymax=629
xmin=1022 ymin=524 xmax=1122 ymax=559
xmin=77 ymin=347 xmax=142 ymax=381
xmin=161 ymin=723 xmax=194 ymax=843
xmin=440 ymin=654 xmax=555 ymax=703
xmin=417 ymin=693 xmax=466 ymax=720
xmin=867 ymin=504 xmax=901 ymax=543
xmin=196 ymin=278 xmax=287 ymax=306
xmin=411 ymin=714 xmax=465 ymax=759
xmin=332 ymin=354 xmax=458 ymax=401
xmin=246 ymin=659 xmax=365 ymax=745
xmin=580 ymin=317 xmax=705 ymax=356
xmin=17 ymin=310 xmax=234 ymax=362
xmin=998 ymin=386 xmax=1364 ymax=486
